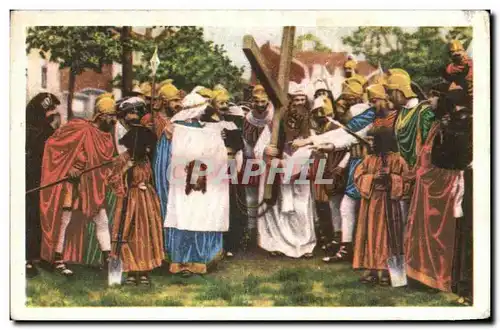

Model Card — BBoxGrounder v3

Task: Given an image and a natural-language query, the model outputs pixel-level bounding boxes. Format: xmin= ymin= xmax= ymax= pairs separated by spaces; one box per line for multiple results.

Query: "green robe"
xmin=394 ymin=101 xmax=435 ymax=168
xmin=82 ymin=191 xmax=117 ymax=266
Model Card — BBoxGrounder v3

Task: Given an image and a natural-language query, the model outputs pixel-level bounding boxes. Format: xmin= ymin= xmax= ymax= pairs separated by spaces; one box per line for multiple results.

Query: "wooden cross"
xmin=243 ymin=26 xmax=296 ymax=201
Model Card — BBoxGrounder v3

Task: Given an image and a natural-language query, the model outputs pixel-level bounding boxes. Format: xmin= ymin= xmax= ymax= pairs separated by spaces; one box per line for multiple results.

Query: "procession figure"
xmin=405 ymin=86 xmax=472 ymax=303
xmin=200 ymin=87 xmax=246 ymax=258
xmin=443 ymin=39 xmax=473 ymax=109
xmin=242 ymin=85 xmax=274 ymax=244
xmin=149 ymin=82 xmax=183 ymax=256
xmin=384 ymin=69 xmax=435 ymax=227
xmin=25 ymin=93 xmax=61 ymax=277
xmin=288 ymin=82 xmax=310 ymax=109
xmin=353 ymin=127 xmax=409 ymax=285
xmin=308 ymin=94 xmax=348 ymax=255
xmin=108 ymin=125 xmax=163 ymax=286
xmin=164 ymin=91 xmax=236 ymax=277
xmin=39 ymin=93 xmax=117 ymax=276
xmin=82 ymin=96 xmax=149 ymax=267
xmin=294 ymin=78 xmax=376 ymax=263
xmin=256 ymin=101 xmax=316 ymax=258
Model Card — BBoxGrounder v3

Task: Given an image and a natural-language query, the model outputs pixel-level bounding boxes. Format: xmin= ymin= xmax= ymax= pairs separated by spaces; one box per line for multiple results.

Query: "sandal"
xmin=125 ymin=273 xmax=137 ymax=286
xmin=360 ymin=270 xmax=378 ymax=284
xmin=26 ymin=262 xmax=39 ymax=278
xmin=139 ymin=275 xmax=151 ymax=286
xmin=180 ymin=270 xmax=192 ymax=278
xmin=379 ymin=271 xmax=391 ymax=286
xmin=53 ymin=261 xmax=74 ymax=277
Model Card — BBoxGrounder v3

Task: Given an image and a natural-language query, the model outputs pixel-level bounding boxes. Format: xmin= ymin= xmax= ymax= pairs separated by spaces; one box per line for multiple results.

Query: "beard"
xmin=452 ymin=54 xmax=462 ymax=64
xmin=126 ymin=117 xmax=141 ymax=126
xmin=98 ymin=120 xmax=115 ymax=132
xmin=256 ymin=105 xmax=267 ymax=113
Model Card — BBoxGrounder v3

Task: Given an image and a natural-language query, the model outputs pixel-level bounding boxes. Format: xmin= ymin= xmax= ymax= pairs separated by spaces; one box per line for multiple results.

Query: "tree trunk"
xmin=121 ymin=26 xmax=133 ymax=96
xmin=67 ymin=66 xmax=76 ymax=120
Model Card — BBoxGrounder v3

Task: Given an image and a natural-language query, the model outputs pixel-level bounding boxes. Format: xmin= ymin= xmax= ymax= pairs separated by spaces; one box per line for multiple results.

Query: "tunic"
xmin=352 ymin=152 xmax=409 ymax=270
xmin=39 ymin=119 xmax=115 ymax=263
xmin=255 ymin=126 xmax=316 ymax=258
xmin=394 ymin=99 xmax=435 ymax=168
xmin=405 ymin=123 xmax=462 ymax=292
xmin=165 ymin=120 xmax=228 ymax=274
xmin=108 ymin=153 xmax=164 ymax=272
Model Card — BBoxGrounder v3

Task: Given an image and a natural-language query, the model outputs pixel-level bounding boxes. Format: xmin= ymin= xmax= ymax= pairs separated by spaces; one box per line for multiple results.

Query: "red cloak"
xmin=39 ymin=119 xmax=115 ymax=263
xmin=404 ymin=123 xmax=461 ymax=292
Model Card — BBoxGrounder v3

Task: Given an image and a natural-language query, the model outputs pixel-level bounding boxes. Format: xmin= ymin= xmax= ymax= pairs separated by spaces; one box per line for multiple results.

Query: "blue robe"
xmin=344 ymin=108 xmax=376 ymax=200
xmin=154 ymin=120 xmax=223 ymax=272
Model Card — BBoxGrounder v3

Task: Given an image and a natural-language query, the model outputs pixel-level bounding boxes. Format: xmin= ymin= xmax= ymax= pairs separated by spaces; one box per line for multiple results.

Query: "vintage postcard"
xmin=10 ymin=10 xmax=490 ymax=321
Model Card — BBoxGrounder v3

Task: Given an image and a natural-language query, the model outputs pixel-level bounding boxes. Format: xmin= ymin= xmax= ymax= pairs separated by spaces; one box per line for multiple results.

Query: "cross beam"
xmin=243 ymin=26 xmax=296 ymax=201
xmin=242 ymin=35 xmax=288 ymax=107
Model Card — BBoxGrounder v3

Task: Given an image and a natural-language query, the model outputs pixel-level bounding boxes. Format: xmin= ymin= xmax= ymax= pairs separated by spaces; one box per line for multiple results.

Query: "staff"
xmin=325 ymin=117 xmax=372 ymax=147
xmin=25 ymin=159 xmax=116 ymax=195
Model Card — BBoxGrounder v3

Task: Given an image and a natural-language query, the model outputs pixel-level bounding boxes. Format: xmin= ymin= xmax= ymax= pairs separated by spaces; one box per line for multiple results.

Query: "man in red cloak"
xmin=443 ymin=39 xmax=473 ymax=109
xmin=39 ymin=93 xmax=117 ymax=276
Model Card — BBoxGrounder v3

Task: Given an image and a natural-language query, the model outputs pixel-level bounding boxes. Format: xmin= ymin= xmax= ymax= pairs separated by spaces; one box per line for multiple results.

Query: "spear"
xmin=150 ymin=45 xmax=160 ymax=115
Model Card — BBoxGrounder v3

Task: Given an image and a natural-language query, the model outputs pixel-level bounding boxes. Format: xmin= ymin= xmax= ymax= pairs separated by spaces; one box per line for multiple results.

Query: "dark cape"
xmin=25 ymin=92 xmax=60 ymax=263
xmin=26 ymin=120 xmax=55 ymax=261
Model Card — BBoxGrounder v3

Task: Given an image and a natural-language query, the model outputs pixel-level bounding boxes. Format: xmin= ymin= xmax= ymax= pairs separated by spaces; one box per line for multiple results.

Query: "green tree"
xmin=26 ymin=27 xmax=122 ymax=118
xmin=295 ymin=33 xmax=332 ymax=52
xmin=130 ymin=26 xmax=245 ymax=99
xmin=342 ymin=27 xmax=472 ymax=90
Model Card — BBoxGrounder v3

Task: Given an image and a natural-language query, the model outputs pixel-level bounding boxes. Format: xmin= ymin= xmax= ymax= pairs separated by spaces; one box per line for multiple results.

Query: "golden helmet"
xmin=366 ymin=84 xmax=388 ymax=101
xmin=344 ymin=59 xmax=357 ymax=70
xmin=93 ymin=93 xmax=116 ymax=120
xmin=449 ymin=39 xmax=465 ymax=52
xmin=387 ymin=68 xmax=411 ymax=82
xmin=252 ymin=84 xmax=269 ymax=102
xmin=139 ymin=82 xmax=153 ymax=97
xmin=349 ymin=74 xmax=367 ymax=87
xmin=197 ymin=87 xmax=213 ymax=99
xmin=212 ymin=88 xmax=230 ymax=103
xmin=385 ymin=74 xmax=417 ymax=98
xmin=158 ymin=82 xmax=181 ymax=101
xmin=340 ymin=78 xmax=364 ymax=98
xmin=312 ymin=95 xmax=333 ymax=117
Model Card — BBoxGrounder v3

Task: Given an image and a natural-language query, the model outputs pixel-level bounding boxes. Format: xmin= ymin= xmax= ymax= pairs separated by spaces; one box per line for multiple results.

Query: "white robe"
xmin=165 ymin=123 xmax=230 ymax=232
xmin=254 ymin=126 xmax=316 ymax=258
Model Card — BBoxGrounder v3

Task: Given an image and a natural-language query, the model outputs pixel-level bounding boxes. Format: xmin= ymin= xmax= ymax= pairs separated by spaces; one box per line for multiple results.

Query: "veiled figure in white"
xmin=254 ymin=126 xmax=316 ymax=258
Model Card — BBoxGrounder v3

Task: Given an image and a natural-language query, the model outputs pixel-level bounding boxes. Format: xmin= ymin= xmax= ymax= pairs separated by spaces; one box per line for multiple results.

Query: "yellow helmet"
xmin=344 ymin=59 xmax=357 ymax=70
xmin=449 ymin=39 xmax=465 ymax=52
xmin=387 ymin=68 xmax=411 ymax=81
xmin=385 ymin=74 xmax=417 ymax=99
xmin=340 ymin=79 xmax=364 ymax=98
xmin=213 ymin=84 xmax=228 ymax=93
xmin=212 ymin=88 xmax=230 ymax=103
xmin=252 ymin=84 xmax=269 ymax=102
xmin=139 ymin=82 xmax=153 ymax=97
xmin=197 ymin=87 xmax=213 ymax=99
xmin=350 ymin=74 xmax=367 ymax=87
xmin=366 ymin=84 xmax=387 ymax=101
xmin=158 ymin=82 xmax=181 ymax=101
xmin=312 ymin=95 xmax=334 ymax=117
xmin=93 ymin=94 xmax=116 ymax=120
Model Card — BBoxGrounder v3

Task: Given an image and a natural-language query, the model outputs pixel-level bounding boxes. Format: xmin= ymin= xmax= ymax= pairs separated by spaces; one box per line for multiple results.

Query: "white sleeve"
xmin=337 ymin=152 xmax=351 ymax=169
xmin=310 ymin=123 xmax=373 ymax=150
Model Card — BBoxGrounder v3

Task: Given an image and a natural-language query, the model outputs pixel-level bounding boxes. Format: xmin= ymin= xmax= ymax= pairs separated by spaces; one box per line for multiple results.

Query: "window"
xmin=41 ymin=65 xmax=47 ymax=89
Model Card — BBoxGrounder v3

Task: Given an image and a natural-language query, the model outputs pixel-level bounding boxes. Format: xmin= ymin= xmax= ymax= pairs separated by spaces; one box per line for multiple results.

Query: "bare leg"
xmin=55 ymin=210 xmax=72 ymax=254
xmin=53 ymin=210 xmax=74 ymax=276
xmin=93 ymin=208 xmax=111 ymax=252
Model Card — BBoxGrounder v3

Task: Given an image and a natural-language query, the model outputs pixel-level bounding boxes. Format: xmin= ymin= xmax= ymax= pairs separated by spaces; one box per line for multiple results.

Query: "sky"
xmin=203 ymin=27 xmax=361 ymax=79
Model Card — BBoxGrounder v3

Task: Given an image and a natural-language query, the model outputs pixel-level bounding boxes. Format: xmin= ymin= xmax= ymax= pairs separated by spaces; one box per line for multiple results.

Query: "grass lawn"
xmin=26 ymin=251 xmax=461 ymax=307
